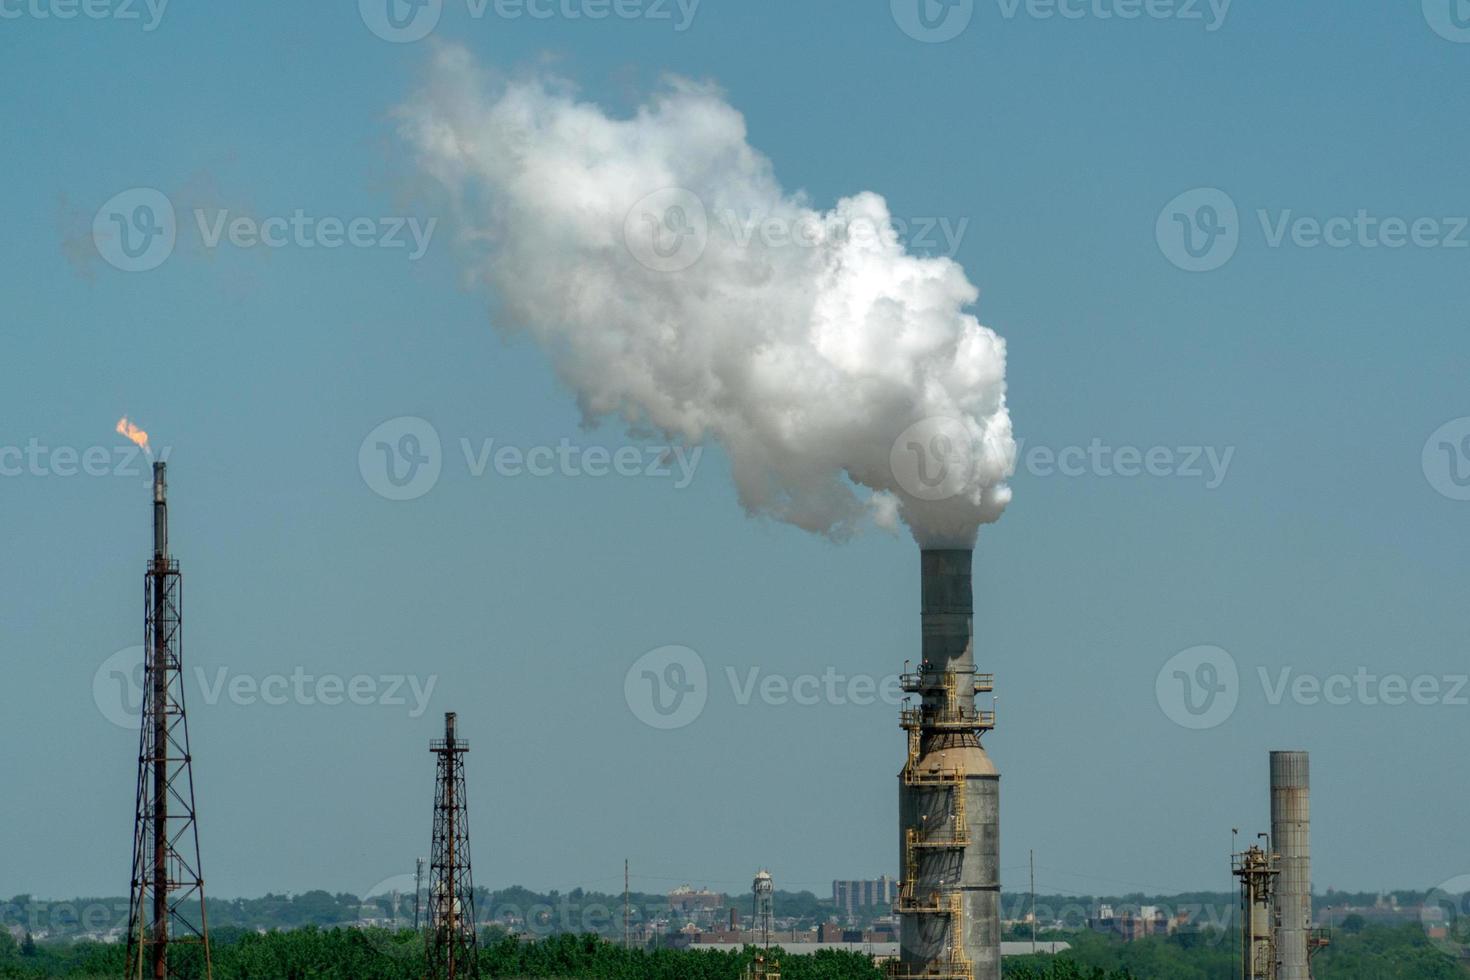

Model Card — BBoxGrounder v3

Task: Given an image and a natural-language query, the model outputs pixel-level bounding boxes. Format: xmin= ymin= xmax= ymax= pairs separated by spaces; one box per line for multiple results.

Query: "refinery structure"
xmin=118 ymin=460 xmax=486 ymax=979
xmin=111 ymin=453 xmax=1332 ymax=980
xmin=1233 ymin=751 xmax=1323 ymax=980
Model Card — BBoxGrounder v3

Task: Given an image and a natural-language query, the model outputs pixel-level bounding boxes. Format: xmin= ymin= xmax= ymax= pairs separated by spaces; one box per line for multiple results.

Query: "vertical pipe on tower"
xmin=1271 ymin=751 xmax=1311 ymax=980
xmin=153 ymin=461 xmax=168 ymax=558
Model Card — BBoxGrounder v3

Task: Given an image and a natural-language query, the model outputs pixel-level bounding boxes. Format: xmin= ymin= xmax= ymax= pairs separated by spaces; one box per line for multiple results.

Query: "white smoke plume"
xmin=398 ymin=47 xmax=1015 ymax=546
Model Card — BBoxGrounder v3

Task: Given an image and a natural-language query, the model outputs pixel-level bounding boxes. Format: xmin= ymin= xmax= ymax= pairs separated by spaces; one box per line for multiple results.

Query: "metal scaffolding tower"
xmin=126 ymin=462 xmax=212 ymax=980
xmin=746 ymin=951 xmax=782 ymax=980
xmin=427 ymin=712 xmax=478 ymax=980
xmin=1233 ymin=838 xmax=1280 ymax=980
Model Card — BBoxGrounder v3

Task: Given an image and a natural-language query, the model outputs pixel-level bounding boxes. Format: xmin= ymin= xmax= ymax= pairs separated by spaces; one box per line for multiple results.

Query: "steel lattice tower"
xmin=126 ymin=462 xmax=212 ymax=980
xmin=427 ymin=712 xmax=478 ymax=980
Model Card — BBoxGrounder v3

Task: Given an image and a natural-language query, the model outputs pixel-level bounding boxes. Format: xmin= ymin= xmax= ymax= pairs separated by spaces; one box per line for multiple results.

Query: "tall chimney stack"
xmin=897 ymin=548 xmax=1000 ymax=980
xmin=152 ymin=461 xmax=167 ymax=559
xmin=1270 ymin=750 xmax=1311 ymax=980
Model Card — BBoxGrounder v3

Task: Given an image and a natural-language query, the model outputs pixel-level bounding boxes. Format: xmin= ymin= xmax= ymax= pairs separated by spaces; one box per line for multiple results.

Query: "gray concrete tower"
xmin=1270 ymin=751 xmax=1311 ymax=980
xmin=895 ymin=549 xmax=999 ymax=980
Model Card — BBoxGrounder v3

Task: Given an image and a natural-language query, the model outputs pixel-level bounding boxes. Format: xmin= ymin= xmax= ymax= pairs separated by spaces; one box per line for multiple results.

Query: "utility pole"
xmin=623 ymin=860 xmax=630 ymax=950
xmin=1030 ymin=849 xmax=1036 ymax=955
xmin=414 ymin=857 xmax=426 ymax=931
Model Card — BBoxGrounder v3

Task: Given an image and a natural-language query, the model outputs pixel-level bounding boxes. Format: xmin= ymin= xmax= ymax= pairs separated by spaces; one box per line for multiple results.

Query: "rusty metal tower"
xmin=126 ymin=461 xmax=212 ymax=980
xmin=427 ymin=711 xmax=478 ymax=980
xmin=1233 ymin=836 xmax=1280 ymax=980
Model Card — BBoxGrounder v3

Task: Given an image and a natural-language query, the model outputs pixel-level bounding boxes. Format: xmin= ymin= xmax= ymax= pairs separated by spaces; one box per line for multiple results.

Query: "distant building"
xmin=669 ymin=886 xmax=724 ymax=914
xmin=692 ymin=940 xmax=1070 ymax=959
xmin=1088 ymin=904 xmax=1174 ymax=941
xmin=833 ymin=877 xmax=899 ymax=917
xmin=817 ymin=923 xmax=850 ymax=943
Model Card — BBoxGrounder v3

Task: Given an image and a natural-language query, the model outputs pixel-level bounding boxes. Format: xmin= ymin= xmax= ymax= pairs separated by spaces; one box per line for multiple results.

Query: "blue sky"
xmin=2 ymin=1 xmax=1468 ymax=904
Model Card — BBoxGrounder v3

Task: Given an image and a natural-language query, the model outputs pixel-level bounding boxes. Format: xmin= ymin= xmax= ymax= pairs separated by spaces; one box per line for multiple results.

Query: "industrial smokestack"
xmin=898 ymin=548 xmax=1000 ymax=980
xmin=922 ymin=549 xmax=974 ymax=666
xmin=152 ymin=461 xmax=167 ymax=559
xmin=1270 ymin=751 xmax=1311 ymax=980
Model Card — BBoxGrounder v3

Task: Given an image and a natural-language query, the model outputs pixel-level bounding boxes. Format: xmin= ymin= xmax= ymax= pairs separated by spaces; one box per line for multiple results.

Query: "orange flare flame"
xmin=115 ymin=416 xmax=151 ymax=455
